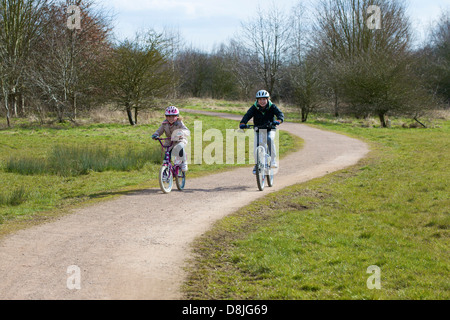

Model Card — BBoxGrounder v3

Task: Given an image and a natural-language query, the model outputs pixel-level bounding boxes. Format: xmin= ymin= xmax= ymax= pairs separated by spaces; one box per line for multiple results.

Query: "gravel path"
xmin=0 ymin=112 xmax=369 ymax=300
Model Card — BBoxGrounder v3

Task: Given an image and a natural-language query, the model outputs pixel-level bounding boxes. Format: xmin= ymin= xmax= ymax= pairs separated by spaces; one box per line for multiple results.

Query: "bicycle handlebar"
xmin=242 ymin=121 xmax=279 ymax=130
xmin=154 ymin=137 xmax=173 ymax=148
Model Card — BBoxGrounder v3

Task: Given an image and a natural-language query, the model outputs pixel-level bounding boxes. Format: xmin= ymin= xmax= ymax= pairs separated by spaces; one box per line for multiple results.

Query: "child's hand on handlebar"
xmin=152 ymin=134 xmax=159 ymax=140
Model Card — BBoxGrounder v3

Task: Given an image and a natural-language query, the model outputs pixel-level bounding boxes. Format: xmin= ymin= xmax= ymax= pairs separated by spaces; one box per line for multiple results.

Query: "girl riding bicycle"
xmin=240 ymin=90 xmax=284 ymax=174
xmin=152 ymin=106 xmax=190 ymax=172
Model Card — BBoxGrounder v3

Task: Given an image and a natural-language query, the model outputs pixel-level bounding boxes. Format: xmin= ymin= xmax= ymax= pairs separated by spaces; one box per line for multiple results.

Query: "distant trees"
xmin=418 ymin=10 xmax=450 ymax=106
xmin=171 ymin=0 xmax=442 ymax=127
xmin=29 ymin=0 xmax=112 ymax=122
xmin=238 ymin=4 xmax=292 ymax=97
xmin=0 ymin=0 xmax=447 ymax=127
xmin=0 ymin=0 xmax=50 ymax=127
xmin=310 ymin=0 xmax=427 ymax=127
xmin=282 ymin=3 xmax=323 ymax=122
xmin=0 ymin=0 xmax=112 ymax=126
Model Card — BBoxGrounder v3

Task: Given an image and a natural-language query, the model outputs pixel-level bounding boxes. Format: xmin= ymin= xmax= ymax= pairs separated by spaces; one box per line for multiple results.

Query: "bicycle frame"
xmin=246 ymin=122 xmax=277 ymax=164
xmin=157 ymin=138 xmax=180 ymax=176
xmin=155 ymin=137 xmax=186 ymax=193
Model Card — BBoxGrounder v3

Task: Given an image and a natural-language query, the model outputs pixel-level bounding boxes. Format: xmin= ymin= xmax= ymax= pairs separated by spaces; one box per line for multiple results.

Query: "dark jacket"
xmin=240 ymin=101 xmax=284 ymax=126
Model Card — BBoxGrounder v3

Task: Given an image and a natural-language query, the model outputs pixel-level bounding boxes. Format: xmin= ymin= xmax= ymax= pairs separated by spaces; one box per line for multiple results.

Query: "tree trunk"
xmin=3 ymin=89 xmax=11 ymax=127
xmin=334 ymin=91 xmax=339 ymax=117
xmin=18 ymin=93 xmax=24 ymax=116
xmin=126 ymin=104 xmax=136 ymax=126
xmin=378 ymin=112 xmax=387 ymax=128
xmin=57 ymin=103 xmax=64 ymax=123
xmin=73 ymin=94 xmax=77 ymax=120
xmin=301 ymin=107 xmax=309 ymax=123
xmin=12 ymin=94 xmax=18 ymax=117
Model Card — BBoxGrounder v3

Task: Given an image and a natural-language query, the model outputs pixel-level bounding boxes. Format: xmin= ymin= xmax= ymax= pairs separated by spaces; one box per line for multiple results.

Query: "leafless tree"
xmin=420 ymin=10 xmax=450 ymax=106
xmin=282 ymin=3 xmax=324 ymax=122
xmin=238 ymin=2 xmax=292 ymax=97
xmin=28 ymin=0 xmax=112 ymax=122
xmin=175 ymin=47 xmax=210 ymax=97
xmin=311 ymin=0 xmax=425 ymax=126
xmin=225 ymin=39 xmax=259 ymax=99
xmin=0 ymin=0 xmax=50 ymax=127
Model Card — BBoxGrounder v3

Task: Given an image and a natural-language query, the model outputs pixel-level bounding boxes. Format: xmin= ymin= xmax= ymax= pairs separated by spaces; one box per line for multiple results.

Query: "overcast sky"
xmin=98 ymin=0 xmax=450 ymax=50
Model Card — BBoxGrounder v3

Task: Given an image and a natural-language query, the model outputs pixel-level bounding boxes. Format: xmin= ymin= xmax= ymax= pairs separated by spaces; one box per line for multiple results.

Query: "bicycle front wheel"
xmin=256 ymin=146 xmax=265 ymax=191
xmin=266 ymin=155 xmax=274 ymax=187
xmin=266 ymin=168 xmax=274 ymax=187
xmin=175 ymin=169 xmax=186 ymax=191
xmin=159 ymin=165 xmax=173 ymax=193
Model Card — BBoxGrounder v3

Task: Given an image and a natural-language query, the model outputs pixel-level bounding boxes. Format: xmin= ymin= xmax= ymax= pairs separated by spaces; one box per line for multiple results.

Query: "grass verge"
xmin=183 ymin=116 xmax=449 ymax=300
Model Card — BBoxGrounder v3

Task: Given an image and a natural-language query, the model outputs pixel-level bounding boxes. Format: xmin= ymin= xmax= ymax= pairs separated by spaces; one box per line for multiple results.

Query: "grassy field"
xmin=0 ymin=110 xmax=302 ymax=237
xmin=183 ymin=111 xmax=450 ymax=300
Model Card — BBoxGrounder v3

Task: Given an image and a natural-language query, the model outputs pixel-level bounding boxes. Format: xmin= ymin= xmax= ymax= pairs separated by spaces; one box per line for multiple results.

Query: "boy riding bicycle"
xmin=240 ymin=90 xmax=284 ymax=174
xmin=152 ymin=106 xmax=190 ymax=172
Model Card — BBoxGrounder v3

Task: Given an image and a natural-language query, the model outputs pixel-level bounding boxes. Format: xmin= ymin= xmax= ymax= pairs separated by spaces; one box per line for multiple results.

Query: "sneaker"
xmin=181 ymin=163 xmax=188 ymax=172
xmin=272 ymin=161 xmax=278 ymax=168
xmin=252 ymin=165 xmax=257 ymax=175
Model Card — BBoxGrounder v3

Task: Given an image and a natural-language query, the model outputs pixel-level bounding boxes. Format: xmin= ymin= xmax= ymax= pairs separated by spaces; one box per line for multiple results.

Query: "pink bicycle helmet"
xmin=165 ymin=106 xmax=179 ymax=116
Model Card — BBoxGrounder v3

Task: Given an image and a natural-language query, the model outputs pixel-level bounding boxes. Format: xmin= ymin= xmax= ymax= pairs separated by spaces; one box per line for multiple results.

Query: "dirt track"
xmin=0 ymin=111 xmax=369 ymax=300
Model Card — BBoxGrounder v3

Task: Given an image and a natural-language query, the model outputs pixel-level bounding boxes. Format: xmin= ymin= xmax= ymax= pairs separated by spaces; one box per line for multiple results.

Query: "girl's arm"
xmin=154 ymin=124 xmax=165 ymax=137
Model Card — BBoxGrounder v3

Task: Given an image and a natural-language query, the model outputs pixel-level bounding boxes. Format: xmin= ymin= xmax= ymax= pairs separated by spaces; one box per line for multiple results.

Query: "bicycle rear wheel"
xmin=159 ymin=165 xmax=173 ymax=193
xmin=256 ymin=146 xmax=265 ymax=191
xmin=175 ymin=169 xmax=186 ymax=191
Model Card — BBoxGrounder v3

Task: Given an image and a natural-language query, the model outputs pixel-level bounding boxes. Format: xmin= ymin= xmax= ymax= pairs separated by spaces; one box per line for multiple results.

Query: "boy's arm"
xmin=274 ymin=105 xmax=285 ymax=123
xmin=240 ymin=106 xmax=256 ymax=125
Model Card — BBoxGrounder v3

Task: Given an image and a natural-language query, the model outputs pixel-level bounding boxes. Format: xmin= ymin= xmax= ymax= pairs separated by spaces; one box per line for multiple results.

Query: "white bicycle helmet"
xmin=256 ymin=90 xmax=270 ymax=99
xmin=165 ymin=106 xmax=179 ymax=116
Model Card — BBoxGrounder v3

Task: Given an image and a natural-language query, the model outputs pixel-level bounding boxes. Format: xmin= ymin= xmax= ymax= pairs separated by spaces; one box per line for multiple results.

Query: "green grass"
xmin=0 ymin=111 xmax=301 ymax=236
xmin=5 ymin=144 xmax=161 ymax=176
xmin=183 ymin=114 xmax=450 ymax=300
xmin=0 ymin=186 xmax=27 ymax=207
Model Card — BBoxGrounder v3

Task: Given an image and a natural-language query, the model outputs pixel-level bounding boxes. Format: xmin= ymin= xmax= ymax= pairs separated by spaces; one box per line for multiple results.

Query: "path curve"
xmin=0 ymin=112 xmax=369 ymax=300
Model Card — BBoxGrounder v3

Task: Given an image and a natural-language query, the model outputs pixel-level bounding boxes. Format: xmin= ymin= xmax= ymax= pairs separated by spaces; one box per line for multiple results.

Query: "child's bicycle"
xmin=155 ymin=137 xmax=186 ymax=194
xmin=242 ymin=122 xmax=278 ymax=191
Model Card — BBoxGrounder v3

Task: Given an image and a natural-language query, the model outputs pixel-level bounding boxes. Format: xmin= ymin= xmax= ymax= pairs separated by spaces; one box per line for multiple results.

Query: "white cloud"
xmin=101 ymin=0 xmax=449 ymax=50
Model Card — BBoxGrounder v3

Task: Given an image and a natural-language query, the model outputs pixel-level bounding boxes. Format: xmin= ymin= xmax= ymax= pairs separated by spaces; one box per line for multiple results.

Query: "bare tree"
xmin=421 ymin=10 xmax=450 ymax=106
xmin=238 ymin=2 xmax=292 ymax=97
xmin=311 ymin=0 xmax=423 ymax=126
xmin=282 ymin=3 xmax=323 ymax=122
xmin=175 ymin=47 xmax=210 ymax=97
xmin=0 ymin=0 xmax=50 ymax=127
xmin=28 ymin=0 xmax=112 ymax=122
xmin=225 ymin=39 xmax=259 ymax=99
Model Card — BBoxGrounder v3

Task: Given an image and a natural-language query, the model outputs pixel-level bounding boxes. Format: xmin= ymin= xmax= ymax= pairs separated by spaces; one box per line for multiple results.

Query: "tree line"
xmin=1 ymin=0 xmax=449 ymax=127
